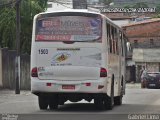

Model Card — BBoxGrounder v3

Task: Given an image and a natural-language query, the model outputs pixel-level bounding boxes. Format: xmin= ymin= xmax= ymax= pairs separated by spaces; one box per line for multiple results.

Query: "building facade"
xmin=122 ymin=18 xmax=160 ymax=82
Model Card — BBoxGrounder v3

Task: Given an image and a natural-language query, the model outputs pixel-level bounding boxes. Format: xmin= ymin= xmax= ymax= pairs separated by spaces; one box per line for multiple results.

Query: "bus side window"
xmin=106 ymin=23 xmax=112 ymax=53
xmin=111 ymin=26 xmax=115 ymax=54
xmin=120 ymin=32 xmax=124 ymax=57
xmin=111 ymin=26 xmax=119 ymax=55
xmin=114 ymin=28 xmax=119 ymax=55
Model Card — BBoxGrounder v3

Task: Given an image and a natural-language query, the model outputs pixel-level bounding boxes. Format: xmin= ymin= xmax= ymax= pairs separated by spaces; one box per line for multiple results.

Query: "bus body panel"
xmin=36 ymin=46 xmax=101 ymax=80
xmin=31 ymin=42 xmax=110 ymax=94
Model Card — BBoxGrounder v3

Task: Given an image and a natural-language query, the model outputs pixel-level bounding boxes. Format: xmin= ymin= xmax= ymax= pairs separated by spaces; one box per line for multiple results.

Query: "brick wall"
xmin=122 ymin=19 xmax=160 ymax=49
xmin=123 ymin=20 xmax=160 ymax=37
xmin=129 ymin=37 xmax=160 ymax=48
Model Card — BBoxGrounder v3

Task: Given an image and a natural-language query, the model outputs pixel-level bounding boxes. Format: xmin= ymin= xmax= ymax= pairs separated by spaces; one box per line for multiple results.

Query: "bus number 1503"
xmin=38 ymin=49 xmax=48 ymax=54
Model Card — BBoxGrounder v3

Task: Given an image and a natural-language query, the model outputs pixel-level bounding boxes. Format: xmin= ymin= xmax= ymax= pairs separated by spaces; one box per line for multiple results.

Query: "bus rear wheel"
xmin=114 ymin=86 xmax=123 ymax=105
xmin=38 ymin=96 xmax=48 ymax=110
xmin=105 ymin=78 xmax=114 ymax=110
xmin=94 ymin=94 xmax=114 ymax=110
xmin=114 ymin=96 xmax=122 ymax=105
xmin=49 ymin=96 xmax=58 ymax=110
xmin=94 ymin=98 xmax=105 ymax=110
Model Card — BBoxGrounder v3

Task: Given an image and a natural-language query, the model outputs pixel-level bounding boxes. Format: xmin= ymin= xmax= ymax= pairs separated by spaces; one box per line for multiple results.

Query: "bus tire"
xmin=114 ymin=78 xmax=123 ymax=105
xmin=114 ymin=96 xmax=122 ymax=105
xmin=105 ymin=77 xmax=114 ymax=110
xmin=49 ymin=96 xmax=58 ymax=110
xmin=94 ymin=98 xmax=105 ymax=110
xmin=38 ymin=96 xmax=48 ymax=110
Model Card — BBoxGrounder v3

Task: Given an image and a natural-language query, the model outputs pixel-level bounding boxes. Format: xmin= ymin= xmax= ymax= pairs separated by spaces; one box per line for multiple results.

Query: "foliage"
xmin=155 ymin=4 xmax=160 ymax=14
xmin=123 ymin=2 xmax=149 ymax=9
xmin=124 ymin=5 xmax=132 ymax=9
xmin=133 ymin=2 xmax=149 ymax=8
xmin=153 ymin=14 xmax=160 ymax=18
xmin=0 ymin=0 xmax=47 ymax=54
xmin=0 ymin=7 xmax=16 ymax=49
xmin=20 ymin=0 xmax=47 ymax=53
xmin=99 ymin=0 xmax=113 ymax=5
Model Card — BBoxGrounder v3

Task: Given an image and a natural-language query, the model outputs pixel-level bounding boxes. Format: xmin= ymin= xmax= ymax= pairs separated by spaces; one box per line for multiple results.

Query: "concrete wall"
xmin=1 ymin=48 xmax=16 ymax=89
xmin=0 ymin=48 xmax=30 ymax=90
xmin=133 ymin=48 xmax=160 ymax=63
xmin=146 ymin=63 xmax=160 ymax=72
xmin=20 ymin=54 xmax=31 ymax=90
xmin=131 ymin=48 xmax=160 ymax=82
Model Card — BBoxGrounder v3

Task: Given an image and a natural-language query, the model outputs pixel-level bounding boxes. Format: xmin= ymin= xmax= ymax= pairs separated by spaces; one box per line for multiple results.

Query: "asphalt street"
xmin=0 ymin=83 xmax=160 ymax=120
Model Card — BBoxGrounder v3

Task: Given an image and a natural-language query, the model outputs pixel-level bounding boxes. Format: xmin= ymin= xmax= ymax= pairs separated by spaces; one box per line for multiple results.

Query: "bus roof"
xmin=41 ymin=9 xmax=100 ymax=16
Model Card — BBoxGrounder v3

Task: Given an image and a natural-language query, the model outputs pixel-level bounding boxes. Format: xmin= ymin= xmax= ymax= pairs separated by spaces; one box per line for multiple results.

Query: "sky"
xmin=47 ymin=0 xmax=100 ymax=12
xmin=47 ymin=2 xmax=73 ymax=12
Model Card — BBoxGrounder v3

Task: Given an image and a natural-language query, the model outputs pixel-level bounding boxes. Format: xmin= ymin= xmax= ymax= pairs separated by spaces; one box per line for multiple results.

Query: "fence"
xmin=0 ymin=48 xmax=30 ymax=90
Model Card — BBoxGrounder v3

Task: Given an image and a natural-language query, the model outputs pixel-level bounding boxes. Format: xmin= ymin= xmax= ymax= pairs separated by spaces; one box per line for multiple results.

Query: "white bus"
xmin=31 ymin=9 xmax=128 ymax=110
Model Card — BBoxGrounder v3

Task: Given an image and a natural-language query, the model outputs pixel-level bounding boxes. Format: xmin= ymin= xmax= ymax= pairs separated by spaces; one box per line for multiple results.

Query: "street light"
xmin=15 ymin=0 xmax=21 ymax=94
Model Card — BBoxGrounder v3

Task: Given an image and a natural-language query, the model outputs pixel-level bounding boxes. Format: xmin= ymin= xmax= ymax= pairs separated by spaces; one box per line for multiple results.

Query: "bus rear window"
xmin=35 ymin=15 xmax=102 ymax=42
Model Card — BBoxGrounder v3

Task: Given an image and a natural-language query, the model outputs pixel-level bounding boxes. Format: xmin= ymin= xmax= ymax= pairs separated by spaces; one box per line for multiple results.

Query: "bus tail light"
xmin=31 ymin=67 xmax=38 ymax=77
xmin=100 ymin=67 xmax=107 ymax=77
xmin=46 ymin=83 xmax=52 ymax=87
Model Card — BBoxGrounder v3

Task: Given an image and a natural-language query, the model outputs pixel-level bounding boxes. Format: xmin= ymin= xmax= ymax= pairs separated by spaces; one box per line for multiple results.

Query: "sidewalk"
xmin=126 ymin=83 xmax=141 ymax=89
xmin=0 ymin=89 xmax=31 ymax=96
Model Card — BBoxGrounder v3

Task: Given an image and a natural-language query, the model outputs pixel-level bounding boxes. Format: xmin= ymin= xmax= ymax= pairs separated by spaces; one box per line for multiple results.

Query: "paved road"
xmin=0 ymin=84 xmax=160 ymax=120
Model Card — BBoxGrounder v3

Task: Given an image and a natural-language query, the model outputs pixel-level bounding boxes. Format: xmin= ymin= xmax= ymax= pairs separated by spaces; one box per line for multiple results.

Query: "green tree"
xmin=153 ymin=14 xmax=160 ymax=18
xmin=99 ymin=0 xmax=113 ymax=5
xmin=20 ymin=0 xmax=47 ymax=53
xmin=124 ymin=5 xmax=132 ymax=9
xmin=133 ymin=2 xmax=149 ymax=8
xmin=0 ymin=0 xmax=47 ymax=53
xmin=0 ymin=7 xmax=16 ymax=49
xmin=155 ymin=4 xmax=160 ymax=14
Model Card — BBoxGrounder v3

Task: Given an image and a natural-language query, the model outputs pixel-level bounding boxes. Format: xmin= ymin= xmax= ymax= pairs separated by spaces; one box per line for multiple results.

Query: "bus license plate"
xmin=62 ymin=85 xmax=75 ymax=90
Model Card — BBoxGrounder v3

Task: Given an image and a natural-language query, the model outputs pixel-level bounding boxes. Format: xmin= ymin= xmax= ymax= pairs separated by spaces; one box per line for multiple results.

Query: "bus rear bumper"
xmin=31 ymin=78 xmax=108 ymax=94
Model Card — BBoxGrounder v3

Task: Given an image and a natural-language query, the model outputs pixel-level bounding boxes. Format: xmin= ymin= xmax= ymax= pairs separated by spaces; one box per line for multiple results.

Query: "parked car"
xmin=141 ymin=71 xmax=160 ymax=88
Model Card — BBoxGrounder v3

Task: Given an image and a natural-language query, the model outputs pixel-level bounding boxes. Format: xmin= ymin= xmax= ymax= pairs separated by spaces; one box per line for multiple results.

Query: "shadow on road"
xmin=38 ymin=103 xmax=160 ymax=114
xmin=51 ymin=103 xmax=103 ymax=112
xmin=39 ymin=103 xmax=126 ymax=113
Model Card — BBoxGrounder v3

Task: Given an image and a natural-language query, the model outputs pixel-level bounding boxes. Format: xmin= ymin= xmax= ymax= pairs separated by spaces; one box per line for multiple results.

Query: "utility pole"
xmin=15 ymin=0 xmax=21 ymax=94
